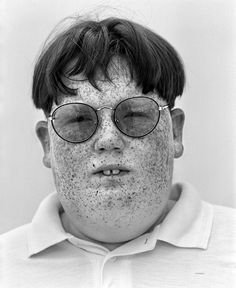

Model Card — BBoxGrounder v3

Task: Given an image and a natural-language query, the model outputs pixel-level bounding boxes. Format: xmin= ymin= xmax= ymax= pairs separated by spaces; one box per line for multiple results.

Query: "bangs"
xmin=32 ymin=17 xmax=185 ymax=115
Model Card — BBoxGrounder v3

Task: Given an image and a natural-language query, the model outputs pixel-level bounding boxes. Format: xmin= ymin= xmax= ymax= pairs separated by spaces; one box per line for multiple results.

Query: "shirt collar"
xmin=27 ymin=182 xmax=213 ymax=257
xmin=152 ymin=182 xmax=213 ymax=249
xmin=27 ymin=193 xmax=71 ymax=256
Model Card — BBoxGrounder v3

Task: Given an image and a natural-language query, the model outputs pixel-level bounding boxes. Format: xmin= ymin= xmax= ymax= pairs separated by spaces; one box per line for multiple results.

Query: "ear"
xmin=35 ymin=121 xmax=51 ymax=168
xmin=170 ymin=108 xmax=185 ymax=158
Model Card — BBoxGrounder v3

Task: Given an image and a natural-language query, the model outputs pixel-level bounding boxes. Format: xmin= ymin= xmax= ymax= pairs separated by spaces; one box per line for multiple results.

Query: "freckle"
xmin=107 ymin=201 xmax=113 ymax=208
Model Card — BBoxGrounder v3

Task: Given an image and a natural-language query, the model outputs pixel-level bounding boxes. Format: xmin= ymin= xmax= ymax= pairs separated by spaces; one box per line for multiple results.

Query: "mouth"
xmin=93 ymin=165 xmax=131 ymax=177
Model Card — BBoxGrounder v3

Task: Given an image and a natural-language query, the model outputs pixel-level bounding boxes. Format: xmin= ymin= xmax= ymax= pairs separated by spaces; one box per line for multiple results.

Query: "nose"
xmin=93 ymin=110 xmax=125 ymax=153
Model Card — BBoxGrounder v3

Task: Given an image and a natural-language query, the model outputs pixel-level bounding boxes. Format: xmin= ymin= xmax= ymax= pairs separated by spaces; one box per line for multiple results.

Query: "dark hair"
xmin=32 ymin=16 xmax=185 ymax=115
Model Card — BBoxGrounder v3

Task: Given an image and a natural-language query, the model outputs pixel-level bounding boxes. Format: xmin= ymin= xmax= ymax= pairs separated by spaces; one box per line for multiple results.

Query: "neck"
xmin=61 ymin=212 xmax=125 ymax=251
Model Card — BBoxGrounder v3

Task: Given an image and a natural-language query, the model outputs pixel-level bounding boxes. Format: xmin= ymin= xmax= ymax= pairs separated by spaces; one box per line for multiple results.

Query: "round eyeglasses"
xmin=48 ymin=96 xmax=169 ymax=143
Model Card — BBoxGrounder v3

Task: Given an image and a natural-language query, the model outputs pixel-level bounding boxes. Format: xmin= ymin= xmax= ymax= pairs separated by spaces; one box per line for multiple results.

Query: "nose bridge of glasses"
xmin=96 ymin=106 xmax=114 ymax=112
xmin=95 ymin=106 xmax=116 ymax=129
xmin=96 ymin=106 xmax=115 ymax=123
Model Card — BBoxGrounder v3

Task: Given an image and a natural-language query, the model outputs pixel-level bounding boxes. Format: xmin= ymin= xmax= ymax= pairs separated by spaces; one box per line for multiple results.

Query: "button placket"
xmin=100 ymin=255 xmax=121 ymax=288
xmin=111 ymin=256 xmax=117 ymax=262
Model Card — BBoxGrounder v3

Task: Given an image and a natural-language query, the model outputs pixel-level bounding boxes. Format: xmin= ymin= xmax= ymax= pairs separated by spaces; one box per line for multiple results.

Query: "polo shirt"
xmin=1 ymin=182 xmax=236 ymax=288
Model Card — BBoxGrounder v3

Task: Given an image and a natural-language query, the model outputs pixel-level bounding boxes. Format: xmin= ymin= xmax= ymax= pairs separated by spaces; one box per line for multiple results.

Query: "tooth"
xmin=112 ymin=169 xmax=120 ymax=175
xmin=103 ymin=170 xmax=111 ymax=175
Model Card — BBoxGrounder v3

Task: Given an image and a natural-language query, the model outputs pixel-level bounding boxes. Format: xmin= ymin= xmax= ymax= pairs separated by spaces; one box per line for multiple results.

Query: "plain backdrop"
xmin=0 ymin=0 xmax=235 ymax=234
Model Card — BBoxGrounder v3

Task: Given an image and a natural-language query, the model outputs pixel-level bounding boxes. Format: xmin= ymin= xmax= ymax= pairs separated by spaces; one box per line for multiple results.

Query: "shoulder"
xmin=211 ymin=203 xmax=236 ymax=232
xmin=213 ymin=203 xmax=236 ymax=214
xmin=0 ymin=224 xmax=29 ymax=240
xmin=208 ymin=203 xmax=236 ymax=256
xmin=0 ymin=224 xmax=30 ymax=256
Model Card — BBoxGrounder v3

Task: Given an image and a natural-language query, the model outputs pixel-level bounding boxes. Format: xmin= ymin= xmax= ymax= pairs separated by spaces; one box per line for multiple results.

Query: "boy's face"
xmin=36 ymin=59 xmax=184 ymax=244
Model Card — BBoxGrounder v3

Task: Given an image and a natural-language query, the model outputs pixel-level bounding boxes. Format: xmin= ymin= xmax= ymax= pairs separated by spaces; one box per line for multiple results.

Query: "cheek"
xmin=137 ymin=126 xmax=174 ymax=181
xmin=50 ymin=135 xmax=90 ymax=191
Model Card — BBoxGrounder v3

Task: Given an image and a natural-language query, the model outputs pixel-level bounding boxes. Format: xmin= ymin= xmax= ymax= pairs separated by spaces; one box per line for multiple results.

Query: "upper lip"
xmin=93 ymin=165 xmax=131 ymax=174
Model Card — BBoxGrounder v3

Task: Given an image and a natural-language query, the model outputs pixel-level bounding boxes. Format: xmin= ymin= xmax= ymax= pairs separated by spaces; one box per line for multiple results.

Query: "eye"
xmin=76 ymin=115 xmax=93 ymax=122
xmin=63 ymin=115 xmax=94 ymax=126
xmin=124 ymin=111 xmax=148 ymax=118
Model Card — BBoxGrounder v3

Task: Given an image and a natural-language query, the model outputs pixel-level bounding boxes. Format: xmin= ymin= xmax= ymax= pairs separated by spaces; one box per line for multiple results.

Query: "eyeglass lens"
xmin=51 ymin=97 xmax=160 ymax=143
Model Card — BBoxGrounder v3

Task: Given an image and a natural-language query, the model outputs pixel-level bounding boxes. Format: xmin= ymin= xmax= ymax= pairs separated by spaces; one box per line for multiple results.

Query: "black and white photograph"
xmin=0 ymin=0 xmax=235 ymax=287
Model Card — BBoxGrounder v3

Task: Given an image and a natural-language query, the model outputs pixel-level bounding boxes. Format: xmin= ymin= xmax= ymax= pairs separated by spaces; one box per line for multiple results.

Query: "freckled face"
xmin=48 ymin=64 xmax=174 ymax=243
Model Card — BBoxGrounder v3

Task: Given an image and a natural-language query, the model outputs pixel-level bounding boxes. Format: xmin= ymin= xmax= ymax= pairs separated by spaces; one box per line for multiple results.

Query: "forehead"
xmin=53 ymin=58 xmax=166 ymax=110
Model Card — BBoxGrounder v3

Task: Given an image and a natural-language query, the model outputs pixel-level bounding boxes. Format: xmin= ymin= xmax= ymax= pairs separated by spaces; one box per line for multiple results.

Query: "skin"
xmin=36 ymin=58 xmax=184 ymax=250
